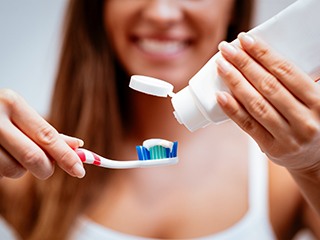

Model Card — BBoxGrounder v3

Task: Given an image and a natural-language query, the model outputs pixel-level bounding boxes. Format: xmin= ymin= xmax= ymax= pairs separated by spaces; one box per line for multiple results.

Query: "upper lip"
xmin=130 ymin=31 xmax=194 ymax=43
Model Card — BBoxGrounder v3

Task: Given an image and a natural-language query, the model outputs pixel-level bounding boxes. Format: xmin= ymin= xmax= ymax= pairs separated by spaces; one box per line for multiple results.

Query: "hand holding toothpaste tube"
xmin=216 ymin=33 xmax=320 ymax=211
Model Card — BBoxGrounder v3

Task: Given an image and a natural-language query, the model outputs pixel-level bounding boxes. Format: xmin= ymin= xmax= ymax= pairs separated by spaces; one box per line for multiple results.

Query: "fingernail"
xmin=219 ymin=41 xmax=237 ymax=56
xmin=216 ymin=92 xmax=228 ymax=106
xmin=78 ymin=139 xmax=84 ymax=147
xmin=238 ymin=33 xmax=255 ymax=46
xmin=72 ymin=162 xmax=86 ymax=178
xmin=216 ymin=57 xmax=233 ymax=74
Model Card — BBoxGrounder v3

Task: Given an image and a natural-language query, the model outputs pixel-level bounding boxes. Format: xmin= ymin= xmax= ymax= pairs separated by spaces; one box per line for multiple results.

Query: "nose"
xmin=141 ymin=0 xmax=183 ymax=28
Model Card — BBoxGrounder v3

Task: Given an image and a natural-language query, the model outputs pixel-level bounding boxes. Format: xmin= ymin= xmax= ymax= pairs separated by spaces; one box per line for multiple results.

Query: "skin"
xmin=0 ymin=90 xmax=85 ymax=179
xmin=0 ymin=0 xmax=320 ymax=239
xmin=216 ymin=33 xmax=320 ymax=217
xmin=104 ymin=0 xmax=234 ymax=90
xmin=85 ymin=0 xmax=320 ymax=239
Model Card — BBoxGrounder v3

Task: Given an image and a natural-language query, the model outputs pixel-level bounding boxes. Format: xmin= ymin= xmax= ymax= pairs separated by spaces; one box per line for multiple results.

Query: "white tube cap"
xmin=130 ymin=75 xmax=212 ymax=131
xmin=129 ymin=75 xmax=174 ymax=97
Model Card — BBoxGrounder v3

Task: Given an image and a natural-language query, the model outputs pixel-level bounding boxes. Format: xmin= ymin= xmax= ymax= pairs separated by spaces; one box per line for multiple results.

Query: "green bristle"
xmin=149 ymin=145 xmax=167 ymax=159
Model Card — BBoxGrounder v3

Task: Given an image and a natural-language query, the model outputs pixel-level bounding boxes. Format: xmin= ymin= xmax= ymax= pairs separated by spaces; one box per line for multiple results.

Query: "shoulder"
xmin=268 ymin=161 xmax=301 ymax=201
xmin=268 ymin=161 xmax=310 ymax=238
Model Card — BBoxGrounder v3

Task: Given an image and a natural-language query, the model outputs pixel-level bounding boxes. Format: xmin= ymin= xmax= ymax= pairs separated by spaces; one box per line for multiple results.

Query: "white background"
xmin=0 ymin=0 xmax=296 ymax=116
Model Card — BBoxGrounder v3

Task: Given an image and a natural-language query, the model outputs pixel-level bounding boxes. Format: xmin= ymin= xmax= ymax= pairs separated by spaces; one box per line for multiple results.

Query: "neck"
xmin=125 ymin=92 xmax=249 ymax=161
xmin=128 ymin=92 xmax=190 ymax=142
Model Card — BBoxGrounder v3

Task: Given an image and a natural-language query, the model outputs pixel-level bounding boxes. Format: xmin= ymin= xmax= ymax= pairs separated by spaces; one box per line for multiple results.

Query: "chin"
xmin=153 ymin=72 xmax=191 ymax=90
xmin=128 ymin=63 xmax=196 ymax=90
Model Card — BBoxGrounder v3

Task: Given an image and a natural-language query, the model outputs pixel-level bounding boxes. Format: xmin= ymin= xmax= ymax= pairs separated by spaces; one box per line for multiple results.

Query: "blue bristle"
xmin=136 ymin=146 xmax=144 ymax=160
xmin=171 ymin=141 xmax=178 ymax=157
xmin=144 ymin=147 xmax=150 ymax=160
xmin=136 ymin=146 xmax=150 ymax=160
xmin=136 ymin=146 xmax=147 ymax=160
xmin=165 ymin=148 xmax=170 ymax=158
xmin=136 ymin=141 xmax=178 ymax=160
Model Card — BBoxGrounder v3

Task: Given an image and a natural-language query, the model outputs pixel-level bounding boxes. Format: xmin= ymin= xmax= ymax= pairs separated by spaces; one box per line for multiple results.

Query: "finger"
xmin=60 ymin=134 xmax=84 ymax=150
xmin=0 ymin=145 xmax=26 ymax=178
xmin=221 ymin=35 xmax=320 ymax=141
xmin=216 ymin=91 xmax=274 ymax=151
xmin=218 ymin=40 xmax=314 ymax=138
xmin=237 ymin=32 xmax=320 ymax=108
xmin=215 ymin=54 xmax=291 ymax=141
xmin=0 ymin=118 xmax=54 ymax=179
xmin=0 ymin=90 xmax=85 ymax=178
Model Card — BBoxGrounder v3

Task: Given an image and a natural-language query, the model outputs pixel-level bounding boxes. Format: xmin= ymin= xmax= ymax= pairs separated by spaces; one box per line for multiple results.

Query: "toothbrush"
xmin=76 ymin=139 xmax=178 ymax=169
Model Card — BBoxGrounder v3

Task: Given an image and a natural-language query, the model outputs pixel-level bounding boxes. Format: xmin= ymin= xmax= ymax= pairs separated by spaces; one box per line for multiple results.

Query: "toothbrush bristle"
xmin=136 ymin=141 xmax=178 ymax=160
xmin=170 ymin=141 xmax=178 ymax=158
xmin=136 ymin=145 xmax=150 ymax=160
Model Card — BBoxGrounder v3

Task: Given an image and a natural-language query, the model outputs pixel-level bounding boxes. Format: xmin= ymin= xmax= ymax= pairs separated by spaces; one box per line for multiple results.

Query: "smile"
xmin=136 ymin=38 xmax=189 ymax=55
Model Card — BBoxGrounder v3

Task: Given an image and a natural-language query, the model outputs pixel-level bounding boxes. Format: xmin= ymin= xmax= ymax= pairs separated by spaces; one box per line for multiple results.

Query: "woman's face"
xmin=104 ymin=0 xmax=234 ymax=89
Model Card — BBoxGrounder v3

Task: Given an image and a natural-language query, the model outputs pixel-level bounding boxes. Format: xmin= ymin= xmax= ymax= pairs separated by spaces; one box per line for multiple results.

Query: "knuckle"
xmin=253 ymin=46 xmax=270 ymax=61
xmin=36 ymin=125 xmax=58 ymax=146
xmin=272 ymin=60 xmax=294 ymax=78
xmin=226 ymin=103 xmax=241 ymax=118
xmin=259 ymin=75 xmax=280 ymax=97
xmin=299 ymin=119 xmax=320 ymax=141
xmin=248 ymin=98 xmax=269 ymax=119
xmin=285 ymin=138 xmax=301 ymax=154
xmin=228 ymin=76 xmax=242 ymax=89
xmin=236 ymin=55 xmax=251 ymax=71
xmin=21 ymin=149 xmax=45 ymax=167
xmin=57 ymin=150 xmax=74 ymax=168
xmin=241 ymin=115 xmax=256 ymax=133
xmin=225 ymin=102 xmax=259 ymax=134
xmin=311 ymin=102 xmax=320 ymax=115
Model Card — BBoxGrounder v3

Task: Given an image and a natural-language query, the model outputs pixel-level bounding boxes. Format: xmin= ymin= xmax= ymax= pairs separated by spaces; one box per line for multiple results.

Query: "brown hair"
xmin=28 ymin=0 xmax=122 ymax=239
xmin=228 ymin=0 xmax=255 ymax=41
xmin=3 ymin=0 xmax=254 ymax=239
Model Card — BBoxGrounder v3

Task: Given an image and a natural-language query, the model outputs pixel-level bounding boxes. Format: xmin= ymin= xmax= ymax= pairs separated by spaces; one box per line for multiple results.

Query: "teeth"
xmin=138 ymin=39 xmax=186 ymax=54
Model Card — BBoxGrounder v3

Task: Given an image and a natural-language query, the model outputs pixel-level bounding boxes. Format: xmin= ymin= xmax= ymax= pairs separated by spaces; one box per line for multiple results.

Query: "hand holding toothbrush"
xmin=0 ymin=89 xmax=86 ymax=179
xmin=0 ymin=90 xmax=178 ymax=179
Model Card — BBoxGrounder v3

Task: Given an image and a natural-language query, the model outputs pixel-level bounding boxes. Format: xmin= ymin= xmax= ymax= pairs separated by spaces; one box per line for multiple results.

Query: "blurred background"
xmin=0 ymin=0 xmax=66 ymax=115
xmin=0 ymin=0 xmax=296 ymax=116
xmin=0 ymin=0 xmax=315 ymax=239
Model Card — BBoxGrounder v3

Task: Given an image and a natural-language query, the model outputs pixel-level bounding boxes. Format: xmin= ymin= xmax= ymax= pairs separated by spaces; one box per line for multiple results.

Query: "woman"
xmin=0 ymin=0 xmax=319 ymax=239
